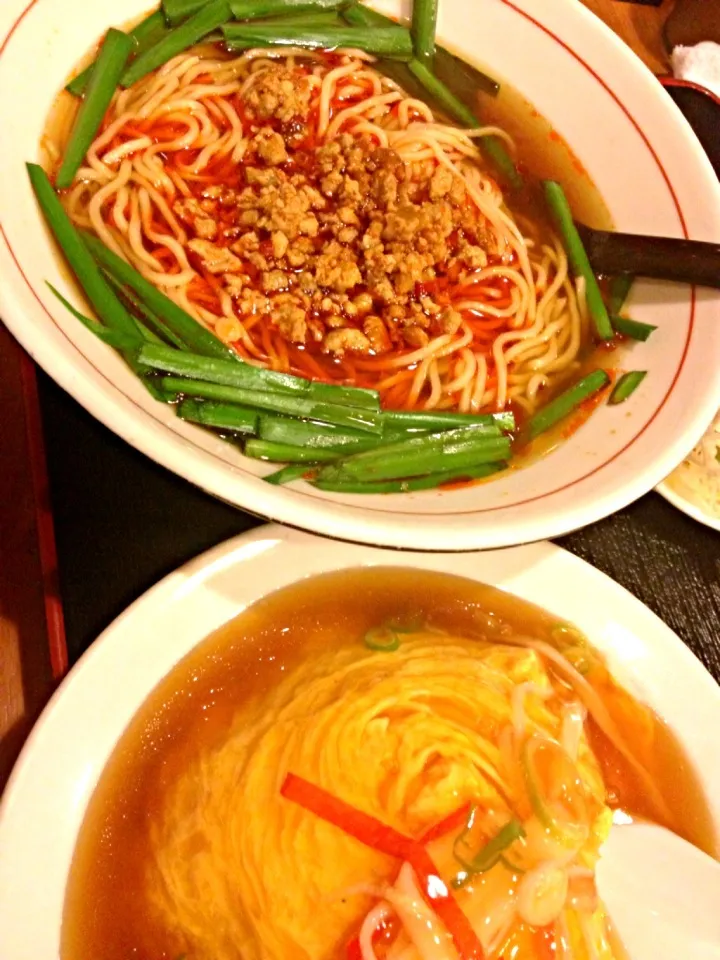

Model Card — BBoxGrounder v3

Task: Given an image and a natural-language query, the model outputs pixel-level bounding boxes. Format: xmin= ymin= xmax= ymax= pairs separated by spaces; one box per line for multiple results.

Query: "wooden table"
xmin=0 ymin=0 xmax=705 ymax=788
xmin=0 ymin=327 xmax=66 ymax=786
xmin=583 ymin=0 xmax=674 ymax=74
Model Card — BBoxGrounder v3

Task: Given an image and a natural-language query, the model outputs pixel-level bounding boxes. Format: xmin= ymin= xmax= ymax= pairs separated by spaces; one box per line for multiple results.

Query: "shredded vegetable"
xmin=501 ymin=634 xmax=672 ymax=823
xmin=280 ymin=773 xmax=484 ymax=960
xmin=280 ymin=773 xmax=415 ymax=861
xmin=358 ymin=902 xmax=395 ymax=960
xmin=453 ymin=814 xmax=525 ymax=886
xmin=384 ymin=862 xmax=455 ymax=960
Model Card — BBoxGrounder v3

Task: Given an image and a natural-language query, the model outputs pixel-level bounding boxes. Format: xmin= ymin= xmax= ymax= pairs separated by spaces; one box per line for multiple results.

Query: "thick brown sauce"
xmin=61 ymin=568 xmax=714 ymax=960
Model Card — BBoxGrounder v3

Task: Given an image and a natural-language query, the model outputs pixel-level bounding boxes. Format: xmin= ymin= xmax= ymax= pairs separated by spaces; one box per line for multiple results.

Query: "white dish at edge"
xmin=656 ymin=479 xmax=720 ymax=533
xmin=0 ymin=525 xmax=719 ymax=959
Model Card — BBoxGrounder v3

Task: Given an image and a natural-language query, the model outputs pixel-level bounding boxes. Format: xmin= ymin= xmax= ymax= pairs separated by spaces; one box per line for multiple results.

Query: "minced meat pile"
xmin=174 ymin=64 xmax=491 ymax=356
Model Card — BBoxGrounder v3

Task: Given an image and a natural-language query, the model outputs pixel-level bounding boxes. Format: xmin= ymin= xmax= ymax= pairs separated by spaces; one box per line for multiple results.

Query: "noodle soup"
xmin=45 ymin=42 xmax=596 ymax=414
xmin=36 ymin=8 xmax=633 ymax=495
xmin=61 ymin=568 xmax=711 ymax=960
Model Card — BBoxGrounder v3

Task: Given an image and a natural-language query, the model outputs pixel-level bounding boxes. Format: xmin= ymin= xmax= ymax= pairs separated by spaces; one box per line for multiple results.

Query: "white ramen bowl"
xmin=0 ymin=526 xmax=719 ymax=960
xmin=1 ymin=0 xmax=720 ymax=550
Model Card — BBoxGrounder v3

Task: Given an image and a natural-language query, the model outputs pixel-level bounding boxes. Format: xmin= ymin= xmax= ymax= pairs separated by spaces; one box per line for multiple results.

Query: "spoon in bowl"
xmin=577 ymin=223 xmax=720 ymax=289
xmin=597 ymin=817 xmax=720 ymax=960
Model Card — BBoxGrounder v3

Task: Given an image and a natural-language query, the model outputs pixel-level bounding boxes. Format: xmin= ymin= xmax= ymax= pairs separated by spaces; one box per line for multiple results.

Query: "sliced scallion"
xmin=177 ymin=398 xmax=258 ymax=433
xmin=258 ymin=415 xmax=373 ymax=448
xmin=343 ymin=3 xmax=500 ymax=98
xmin=412 ymin=0 xmax=438 ymax=66
xmin=45 ymin=283 xmax=171 ymax=402
xmin=103 ymin=272 xmax=188 ymax=350
xmin=264 ymin=462 xmax=320 ymax=485
xmin=163 ymin=0 xmax=209 ymax=26
xmin=452 ymin=812 xmax=526 ymax=887
xmin=46 ymin=282 xmax=141 ymax=352
xmin=136 ymin=343 xmax=308 ymax=394
xmin=245 ymin=439 xmax=359 ymax=462
xmin=308 ymin=381 xmax=380 ymax=411
xmin=230 ymin=0 xmax=347 ymax=18
xmin=312 ymin=461 xmax=504 ymax=493
xmin=381 ymin=409 xmax=515 ymax=433
xmin=363 ymin=625 xmax=400 ymax=652
xmin=57 ymin=29 xmax=134 ymax=189
xmin=434 ymin=45 xmax=500 ymax=99
xmin=316 ymin=427 xmax=507 ymax=483
xmin=159 ymin=377 xmax=384 ymax=433
xmin=66 ymin=12 xmax=170 ymax=97
xmin=609 ymin=274 xmax=634 ymax=315
xmin=82 ymin=232 xmax=240 ymax=362
xmin=609 ymin=370 xmax=647 ymax=405
xmin=524 ymin=370 xmax=610 ymax=440
xmin=543 ymin=181 xmax=613 ymax=341
xmin=611 ymin=315 xmax=657 ymax=342
xmin=223 ymin=23 xmax=413 ymax=58
xmin=121 ymin=0 xmax=232 ymax=87
xmin=408 ymin=59 xmax=521 ymax=188
xmin=27 ymin=165 xmax=142 ymax=343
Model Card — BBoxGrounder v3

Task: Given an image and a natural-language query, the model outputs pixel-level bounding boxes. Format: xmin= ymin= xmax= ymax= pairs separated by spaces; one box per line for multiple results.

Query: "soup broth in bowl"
xmin=62 ymin=568 xmax=711 ymax=960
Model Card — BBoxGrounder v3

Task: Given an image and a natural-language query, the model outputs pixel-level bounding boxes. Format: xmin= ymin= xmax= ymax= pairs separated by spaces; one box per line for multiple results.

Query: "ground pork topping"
xmin=244 ymin=66 xmax=313 ymax=124
xmin=175 ymin=65 xmax=491 ymax=355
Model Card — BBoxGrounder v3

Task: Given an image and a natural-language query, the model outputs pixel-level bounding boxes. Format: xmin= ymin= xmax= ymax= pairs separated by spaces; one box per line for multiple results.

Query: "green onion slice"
xmin=550 ymin=623 xmax=593 ymax=675
xmin=363 ymin=625 xmax=400 ymax=652
xmin=609 ymin=370 xmax=647 ymax=405
xmin=608 ymin=274 xmax=634 ymax=316
xmin=452 ymin=809 xmax=525 ymax=887
xmin=611 ymin=315 xmax=656 ymax=342
xmin=543 ymin=180 xmax=613 ymax=341
xmin=264 ymin=463 xmax=320 ymax=485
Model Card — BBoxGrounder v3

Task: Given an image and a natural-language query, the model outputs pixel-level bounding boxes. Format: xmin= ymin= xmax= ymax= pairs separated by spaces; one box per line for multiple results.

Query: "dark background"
xmin=37 ymin=369 xmax=720 ymax=681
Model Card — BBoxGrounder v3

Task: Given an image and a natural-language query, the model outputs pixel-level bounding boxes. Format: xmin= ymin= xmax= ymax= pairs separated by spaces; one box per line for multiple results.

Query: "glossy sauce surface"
xmin=61 ymin=568 xmax=712 ymax=960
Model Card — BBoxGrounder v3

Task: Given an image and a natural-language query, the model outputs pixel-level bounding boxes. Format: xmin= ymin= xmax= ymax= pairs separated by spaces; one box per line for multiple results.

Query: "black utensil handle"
xmin=584 ymin=230 xmax=720 ymax=289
